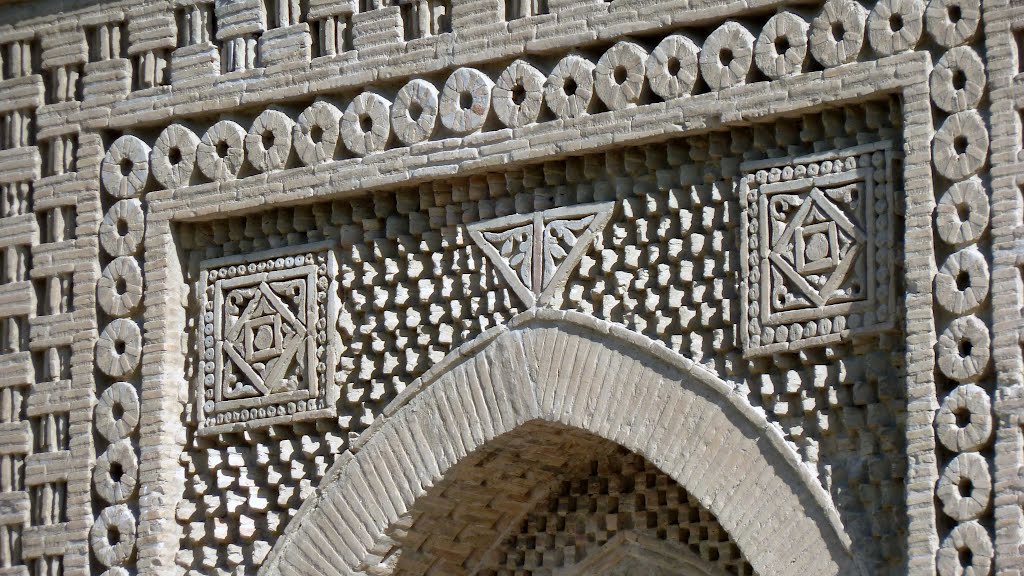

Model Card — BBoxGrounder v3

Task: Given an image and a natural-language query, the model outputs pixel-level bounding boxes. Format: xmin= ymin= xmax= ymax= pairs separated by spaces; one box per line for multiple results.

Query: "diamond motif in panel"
xmin=196 ymin=242 xmax=338 ymax=435
xmin=739 ymin=143 xmax=897 ymax=357
xmin=767 ymin=185 xmax=866 ymax=309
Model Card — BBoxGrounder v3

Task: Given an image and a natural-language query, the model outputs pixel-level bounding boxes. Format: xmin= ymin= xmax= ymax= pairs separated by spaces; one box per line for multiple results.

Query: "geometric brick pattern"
xmin=0 ymin=0 xmax=1020 ymax=574
xmin=739 ymin=142 xmax=897 ymax=357
xmin=478 ymin=444 xmax=754 ymax=576
xmin=263 ymin=314 xmax=860 ymax=576
xmin=196 ymin=243 xmax=338 ymax=435
xmin=173 ymin=119 xmax=906 ymax=575
xmin=370 ymin=422 xmax=753 ymax=575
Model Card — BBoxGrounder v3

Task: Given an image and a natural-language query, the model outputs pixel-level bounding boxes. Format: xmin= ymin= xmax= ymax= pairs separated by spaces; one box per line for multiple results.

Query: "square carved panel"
xmin=196 ymin=241 xmax=338 ymax=435
xmin=739 ymin=142 xmax=898 ymax=358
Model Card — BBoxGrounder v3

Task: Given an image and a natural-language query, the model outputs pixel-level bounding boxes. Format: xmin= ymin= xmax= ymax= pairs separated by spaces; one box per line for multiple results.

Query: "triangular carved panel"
xmin=469 ymin=203 xmax=614 ymax=308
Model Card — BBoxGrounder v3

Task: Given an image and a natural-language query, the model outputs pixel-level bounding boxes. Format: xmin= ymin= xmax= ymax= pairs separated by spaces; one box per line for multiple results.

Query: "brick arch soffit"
xmin=261 ymin=309 xmax=865 ymax=576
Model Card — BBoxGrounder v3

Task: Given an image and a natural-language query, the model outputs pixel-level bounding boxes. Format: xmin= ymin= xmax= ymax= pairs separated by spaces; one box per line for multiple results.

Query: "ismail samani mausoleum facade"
xmin=0 ymin=0 xmax=1020 ymax=574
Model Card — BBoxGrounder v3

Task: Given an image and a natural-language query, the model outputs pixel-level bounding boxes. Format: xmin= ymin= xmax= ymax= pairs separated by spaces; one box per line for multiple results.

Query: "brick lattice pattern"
xmin=0 ymin=0 xmax=1019 ymax=575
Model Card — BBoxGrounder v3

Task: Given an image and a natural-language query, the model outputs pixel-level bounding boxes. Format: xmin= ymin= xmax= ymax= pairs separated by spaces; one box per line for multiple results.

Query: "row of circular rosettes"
xmin=90 ymin=382 xmax=141 ymax=569
xmin=90 ymin=228 xmax=144 ymax=572
xmin=93 ymin=104 xmax=147 ymax=573
xmin=90 ymin=271 xmax=144 ymax=571
xmin=99 ymin=0 xmax=980 ymax=195
xmin=932 ymin=248 xmax=994 ymax=569
xmin=908 ymin=16 xmax=990 ymax=507
xmin=925 ymin=0 xmax=993 ymax=571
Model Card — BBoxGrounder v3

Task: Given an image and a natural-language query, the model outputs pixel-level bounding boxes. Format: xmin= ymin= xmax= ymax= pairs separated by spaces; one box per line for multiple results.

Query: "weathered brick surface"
xmin=0 ymin=0 xmax=1014 ymax=574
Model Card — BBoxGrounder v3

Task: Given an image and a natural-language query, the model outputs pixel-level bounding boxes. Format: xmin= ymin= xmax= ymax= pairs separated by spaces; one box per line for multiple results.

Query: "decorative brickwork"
xmin=0 ymin=0 xmax=1019 ymax=574
xmin=196 ymin=243 xmax=339 ymax=434
xmin=739 ymin=142 xmax=898 ymax=357
xmin=478 ymin=442 xmax=754 ymax=576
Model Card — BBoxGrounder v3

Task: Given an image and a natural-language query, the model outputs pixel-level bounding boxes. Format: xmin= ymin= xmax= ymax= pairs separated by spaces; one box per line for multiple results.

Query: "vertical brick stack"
xmin=0 ymin=18 xmax=100 ymax=576
xmin=980 ymin=0 xmax=1024 ymax=572
xmin=0 ymin=31 xmax=39 ymax=576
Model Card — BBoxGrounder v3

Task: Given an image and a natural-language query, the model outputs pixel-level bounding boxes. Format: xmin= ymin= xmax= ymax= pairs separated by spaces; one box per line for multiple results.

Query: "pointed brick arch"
xmin=262 ymin=310 xmax=864 ymax=576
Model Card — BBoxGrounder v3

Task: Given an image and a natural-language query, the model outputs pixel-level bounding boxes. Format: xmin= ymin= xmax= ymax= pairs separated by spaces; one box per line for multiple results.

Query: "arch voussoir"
xmin=433 ymin=377 xmax=475 ymax=462
xmin=597 ymin=355 xmax=649 ymax=441
xmin=377 ymin=426 xmax=419 ymax=507
xmin=263 ymin=314 xmax=862 ymax=576
xmin=368 ymin=442 xmax=412 ymax=519
xmin=318 ymin=494 xmax=368 ymax=567
xmin=350 ymin=457 xmax=395 ymax=535
xmin=473 ymin=328 xmax=539 ymax=432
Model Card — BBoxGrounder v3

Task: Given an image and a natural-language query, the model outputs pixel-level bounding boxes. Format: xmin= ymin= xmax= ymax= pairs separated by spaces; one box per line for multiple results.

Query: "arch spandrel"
xmin=262 ymin=312 xmax=863 ymax=576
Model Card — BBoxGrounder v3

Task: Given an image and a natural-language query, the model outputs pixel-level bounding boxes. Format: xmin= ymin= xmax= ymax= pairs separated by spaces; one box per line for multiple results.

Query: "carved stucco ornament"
xmin=739 ymin=142 xmax=898 ymax=357
xmin=469 ymin=203 xmax=614 ymax=309
xmin=196 ymin=242 xmax=340 ymax=434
